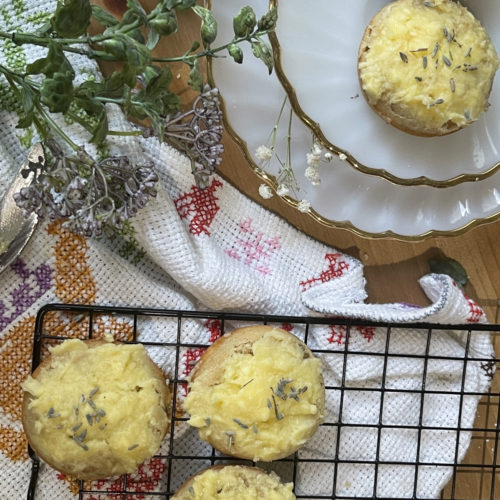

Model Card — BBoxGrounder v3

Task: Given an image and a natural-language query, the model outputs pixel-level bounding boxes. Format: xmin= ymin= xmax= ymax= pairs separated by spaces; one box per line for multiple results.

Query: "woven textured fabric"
xmin=0 ymin=0 xmax=495 ymax=498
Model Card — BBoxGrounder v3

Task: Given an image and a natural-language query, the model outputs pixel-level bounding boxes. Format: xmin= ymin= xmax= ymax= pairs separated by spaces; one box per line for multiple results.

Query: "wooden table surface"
xmin=97 ymin=3 xmax=500 ymax=497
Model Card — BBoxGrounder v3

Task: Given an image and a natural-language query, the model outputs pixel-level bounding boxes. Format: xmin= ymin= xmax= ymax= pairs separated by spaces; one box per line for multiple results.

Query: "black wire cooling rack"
xmin=26 ymin=303 xmax=500 ymax=500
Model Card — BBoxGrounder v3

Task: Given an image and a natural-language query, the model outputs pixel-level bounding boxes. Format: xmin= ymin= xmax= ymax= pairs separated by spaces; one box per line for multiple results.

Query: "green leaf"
xmin=233 ymin=6 xmax=256 ymax=38
xmin=26 ymin=40 xmax=74 ymax=78
xmin=145 ymin=64 xmax=173 ymax=97
xmin=149 ymin=10 xmax=178 ymax=36
xmin=40 ymin=72 xmax=74 ymax=113
xmin=187 ymin=40 xmax=201 ymax=54
xmin=101 ymin=34 xmax=151 ymax=70
xmin=91 ymin=108 xmax=109 ymax=144
xmin=162 ymin=92 xmax=181 ymax=115
xmin=188 ymin=58 xmax=203 ymax=92
xmin=17 ymin=84 xmax=36 ymax=128
xmin=126 ymin=0 xmax=147 ymax=22
xmin=227 ymin=43 xmax=243 ymax=64
xmin=126 ymin=27 xmax=146 ymax=44
xmin=118 ymin=9 xmax=141 ymax=28
xmin=101 ymin=37 xmax=128 ymax=59
xmin=141 ymin=103 xmax=164 ymax=138
xmin=51 ymin=0 xmax=92 ymax=37
xmin=251 ymin=37 xmax=273 ymax=74
xmin=429 ymin=258 xmax=468 ymax=289
xmin=257 ymin=7 xmax=278 ymax=31
xmin=21 ymin=82 xmax=35 ymax=114
xmin=91 ymin=4 xmax=119 ymax=27
xmin=192 ymin=6 xmax=217 ymax=46
xmin=16 ymin=112 xmax=35 ymax=129
xmin=146 ymin=27 xmax=161 ymax=50
xmin=115 ymin=63 xmax=138 ymax=89
xmin=124 ymin=36 xmax=152 ymax=70
xmin=164 ymin=0 xmax=196 ymax=10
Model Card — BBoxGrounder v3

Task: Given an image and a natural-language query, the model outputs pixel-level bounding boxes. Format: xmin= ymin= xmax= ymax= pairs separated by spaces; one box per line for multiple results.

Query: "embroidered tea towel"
xmin=0 ymin=0 xmax=495 ymax=498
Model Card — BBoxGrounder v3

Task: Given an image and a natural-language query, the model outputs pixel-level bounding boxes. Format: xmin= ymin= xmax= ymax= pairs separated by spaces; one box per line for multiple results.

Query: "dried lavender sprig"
xmin=13 ymin=139 xmax=158 ymax=237
xmin=143 ymin=85 xmax=224 ymax=189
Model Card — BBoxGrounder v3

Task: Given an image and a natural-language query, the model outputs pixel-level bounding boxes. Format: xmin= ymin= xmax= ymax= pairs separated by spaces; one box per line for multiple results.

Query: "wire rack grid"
xmin=25 ymin=303 xmax=500 ymax=500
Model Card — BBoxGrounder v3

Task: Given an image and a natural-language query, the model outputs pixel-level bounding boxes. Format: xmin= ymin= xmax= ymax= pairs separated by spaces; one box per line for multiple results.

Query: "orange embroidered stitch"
xmin=47 ymin=221 xmax=97 ymax=304
xmin=0 ymin=427 xmax=28 ymax=461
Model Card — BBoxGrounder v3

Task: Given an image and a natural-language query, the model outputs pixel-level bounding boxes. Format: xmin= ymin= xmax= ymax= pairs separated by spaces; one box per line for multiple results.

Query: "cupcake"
xmin=171 ymin=465 xmax=295 ymax=499
xmin=183 ymin=325 xmax=325 ymax=461
xmin=22 ymin=338 xmax=170 ymax=480
xmin=358 ymin=0 xmax=499 ymax=136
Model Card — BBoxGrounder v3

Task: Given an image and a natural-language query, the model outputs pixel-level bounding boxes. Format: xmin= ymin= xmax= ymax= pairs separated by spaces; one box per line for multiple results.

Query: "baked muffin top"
xmin=171 ymin=465 xmax=295 ymax=500
xmin=22 ymin=338 xmax=170 ymax=480
xmin=183 ymin=326 xmax=325 ymax=461
xmin=358 ymin=0 xmax=499 ymax=136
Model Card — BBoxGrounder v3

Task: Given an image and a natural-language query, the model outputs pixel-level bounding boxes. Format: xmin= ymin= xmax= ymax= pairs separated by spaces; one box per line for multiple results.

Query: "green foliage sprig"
xmin=0 ymin=0 xmax=277 ymax=236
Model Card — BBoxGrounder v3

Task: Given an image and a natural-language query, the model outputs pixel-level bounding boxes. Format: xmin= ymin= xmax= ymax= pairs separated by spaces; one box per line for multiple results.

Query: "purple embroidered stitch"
xmin=0 ymin=259 xmax=53 ymax=331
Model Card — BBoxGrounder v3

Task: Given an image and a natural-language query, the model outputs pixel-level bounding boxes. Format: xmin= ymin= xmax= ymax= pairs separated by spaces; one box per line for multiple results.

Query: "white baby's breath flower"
xmin=324 ymin=152 xmax=333 ymax=161
xmin=258 ymin=183 xmax=273 ymax=199
xmin=338 ymin=153 xmax=347 ymax=161
xmin=297 ymin=199 xmax=311 ymax=213
xmin=306 ymin=151 xmax=321 ymax=168
xmin=305 ymin=166 xmax=321 ymax=185
xmin=311 ymin=143 xmax=322 ymax=156
xmin=277 ymin=184 xmax=290 ymax=196
xmin=255 ymin=145 xmax=273 ymax=162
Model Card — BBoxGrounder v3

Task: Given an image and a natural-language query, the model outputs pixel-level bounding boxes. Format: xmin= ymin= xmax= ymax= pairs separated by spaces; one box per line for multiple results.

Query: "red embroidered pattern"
xmin=174 ymin=179 xmax=223 ymax=236
xmin=205 ymin=318 xmax=222 ymax=342
xmin=466 ymin=297 xmax=483 ymax=323
xmin=179 ymin=319 xmax=222 ymax=397
xmin=327 ymin=325 xmax=376 ymax=345
xmin=84 ymin=458 xmax=167 ymax=498
xmin=300 ymin=253 xmax=350 ymax=292
xmin=451 ymin=281 xmax=484 ymax=323
xmin=225 ymin=218 xmax=281 ymax=275
xmin=182 ymin=347 xmax=207 ymax=377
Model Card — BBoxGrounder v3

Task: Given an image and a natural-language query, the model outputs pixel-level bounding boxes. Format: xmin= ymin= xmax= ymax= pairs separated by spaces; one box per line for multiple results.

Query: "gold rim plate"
xmin=208 ymin=0 xmax=500 ymax=241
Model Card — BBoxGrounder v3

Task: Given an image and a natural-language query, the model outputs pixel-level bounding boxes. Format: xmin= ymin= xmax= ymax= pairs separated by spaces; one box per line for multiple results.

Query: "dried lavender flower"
xmin=143 ymin=85 xmax=224 ymax=189
xmin=13 ymin=139 xmax=158 ymax=237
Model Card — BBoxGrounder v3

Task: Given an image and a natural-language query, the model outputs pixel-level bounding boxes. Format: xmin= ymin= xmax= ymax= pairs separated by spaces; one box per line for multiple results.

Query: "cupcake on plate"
xmin=358 ymin=0 xmax=499 ymax=136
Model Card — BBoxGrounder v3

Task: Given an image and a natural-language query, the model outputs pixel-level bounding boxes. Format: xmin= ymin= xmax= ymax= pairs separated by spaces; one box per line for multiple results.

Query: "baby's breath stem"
xmin=285 ymin=105 xmax=293 ymax=173
xmin=268 ymin=97 xmax=288 ymax=150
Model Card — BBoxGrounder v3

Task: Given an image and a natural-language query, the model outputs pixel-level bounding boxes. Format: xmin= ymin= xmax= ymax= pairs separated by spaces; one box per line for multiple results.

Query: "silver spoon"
xmin=0 ymin=142 xmax=43 ymax=274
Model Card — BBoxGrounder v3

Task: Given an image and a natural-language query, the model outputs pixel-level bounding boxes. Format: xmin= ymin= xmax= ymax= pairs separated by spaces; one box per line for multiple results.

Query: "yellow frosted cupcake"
xmin=22 ymin=338 xmax=170 ymax=480
xmin=358 ymin=0 xmax=499 ymax=136
xmin=183 ymin=326 xmax=325 ymax=461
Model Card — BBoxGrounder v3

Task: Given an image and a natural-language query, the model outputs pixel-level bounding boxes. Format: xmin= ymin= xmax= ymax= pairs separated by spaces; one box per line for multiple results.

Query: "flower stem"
xmin=36 ymin=104 xmax=80 ymax=151
xmin=151 ymin=30 xmax=273 ymax=63
xmin=107 ymin=130 xmax=143 ymax=136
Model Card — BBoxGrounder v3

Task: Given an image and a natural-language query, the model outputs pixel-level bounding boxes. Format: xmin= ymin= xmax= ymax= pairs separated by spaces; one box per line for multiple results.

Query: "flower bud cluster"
xmin=13 ymin=140 xmax=158 ymax=237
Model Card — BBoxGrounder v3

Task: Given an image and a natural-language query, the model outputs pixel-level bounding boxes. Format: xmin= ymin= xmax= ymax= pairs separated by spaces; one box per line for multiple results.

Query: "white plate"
xmin=273 ymin=0 xmax=500 ymax=186
xmin=210 ymin=0 xmax=500 ymax=239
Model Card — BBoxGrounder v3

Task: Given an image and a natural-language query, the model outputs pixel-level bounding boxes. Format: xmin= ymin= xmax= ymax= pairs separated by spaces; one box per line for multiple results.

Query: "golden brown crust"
xmin=22 ymin=339 xmax=171 ymax=480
